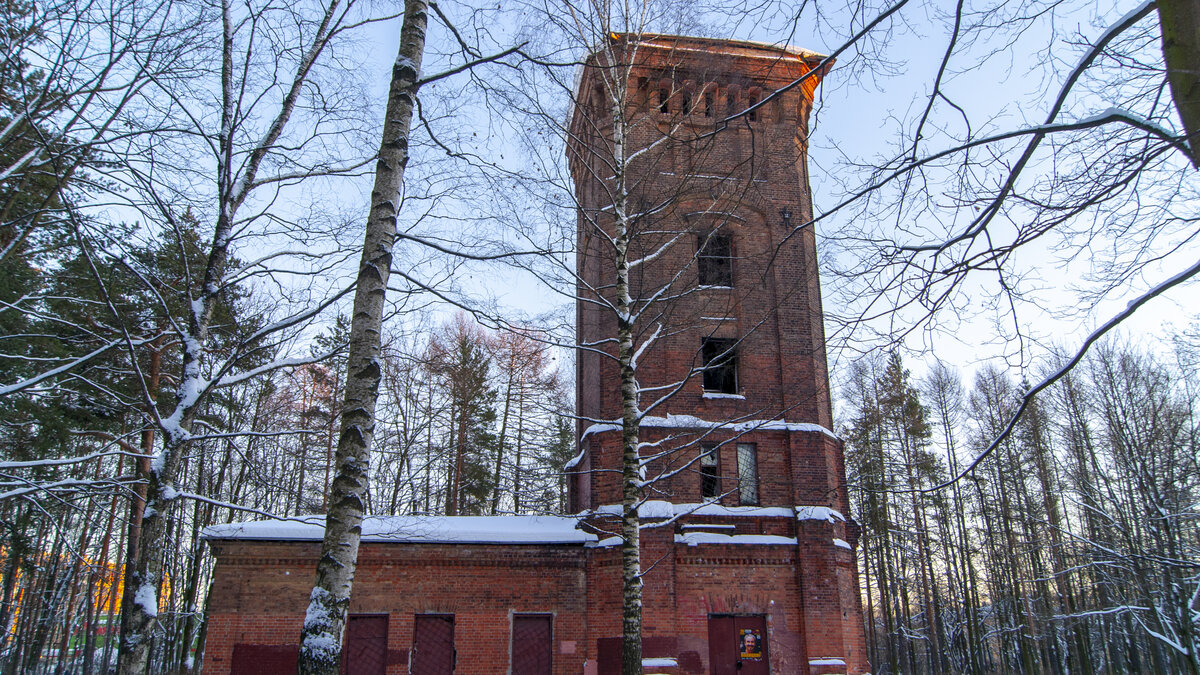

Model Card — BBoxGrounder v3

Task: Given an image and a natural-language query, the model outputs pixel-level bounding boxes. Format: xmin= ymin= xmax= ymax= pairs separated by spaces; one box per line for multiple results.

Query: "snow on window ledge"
xmin=580 ymin=415 xmax=840 ymax=441
xmin=833 ymin=538 xmax=852 ymax=550
xmin=702 ymin=391 xmax=745 ymax=400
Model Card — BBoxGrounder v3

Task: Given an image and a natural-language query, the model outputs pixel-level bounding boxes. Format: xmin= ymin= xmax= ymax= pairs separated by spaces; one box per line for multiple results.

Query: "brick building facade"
xmin=203 ymin=35 xmax=868 ymax=675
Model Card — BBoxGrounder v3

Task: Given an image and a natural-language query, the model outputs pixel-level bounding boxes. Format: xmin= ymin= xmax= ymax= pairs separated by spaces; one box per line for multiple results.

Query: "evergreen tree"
xmin=426 ymin=314 xmax=498 ymax=516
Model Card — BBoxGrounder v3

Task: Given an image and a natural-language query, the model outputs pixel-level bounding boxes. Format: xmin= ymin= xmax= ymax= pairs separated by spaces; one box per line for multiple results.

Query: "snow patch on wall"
xmin=796 ymin=506 xmax=846 ymax=522
xmin=564 ymin=448 xmax=586 ymax=470
xmin=580 ymin=422 xmax=621 ymax=441
xmin=588 ymin=536 xmax=623 ymax=548
xmin=675 ymin=532 xmax=798 ymax=546
xmin=593 ymin=503 xmax=796 ymax=519
xmin=582 ymin=415 xmax=839 ymax=439
xmin=833 ymin=538 xmax=852 ymax=550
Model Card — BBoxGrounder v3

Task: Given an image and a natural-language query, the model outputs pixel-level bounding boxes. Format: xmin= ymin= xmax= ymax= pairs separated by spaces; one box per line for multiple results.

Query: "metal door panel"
xmin=708 ymin=614 xmax=768 ymax=675
xmin=412 ymin=614 xmax=455 ymax=674
xmin=511 ymin=614 xmax=552 ymax=675
xmin=343 ymin=614 xmax=388 ymax=675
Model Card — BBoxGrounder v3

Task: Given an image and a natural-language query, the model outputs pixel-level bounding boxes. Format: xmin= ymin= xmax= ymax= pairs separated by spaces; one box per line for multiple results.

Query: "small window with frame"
xmin=736 ymin=443 xmax=758 ymax=505
xmin=701 ymin=337 xmax=737 ymax=394
xmin=700 ymin=444 xmax=720 ymax=499
xmin=697 ymin=231 xmax=733 ymax=287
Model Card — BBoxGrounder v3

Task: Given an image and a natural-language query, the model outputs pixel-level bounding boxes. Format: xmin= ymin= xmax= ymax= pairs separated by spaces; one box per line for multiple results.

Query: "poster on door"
xmin=738 ymin=628 xmax=763 ymax=659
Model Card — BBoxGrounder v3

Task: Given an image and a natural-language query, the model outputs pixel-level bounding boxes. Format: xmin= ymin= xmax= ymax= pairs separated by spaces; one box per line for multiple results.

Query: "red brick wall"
xmin=204 ymin=541 xmax=589 ymax=675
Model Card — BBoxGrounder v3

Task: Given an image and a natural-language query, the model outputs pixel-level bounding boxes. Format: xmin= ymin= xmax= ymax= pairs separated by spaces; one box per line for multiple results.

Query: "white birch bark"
xmin=296 ymin=2 xmax=426 ymax=672
xmin=605 ymin=52 xmax=645 ymax=675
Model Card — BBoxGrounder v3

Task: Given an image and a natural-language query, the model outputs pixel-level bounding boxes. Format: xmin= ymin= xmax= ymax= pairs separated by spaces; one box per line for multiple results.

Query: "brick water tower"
xmin=201 ymin=32 xmax=868 ymax=675
xmin=568 ymin=34 xmax=869 ymax=675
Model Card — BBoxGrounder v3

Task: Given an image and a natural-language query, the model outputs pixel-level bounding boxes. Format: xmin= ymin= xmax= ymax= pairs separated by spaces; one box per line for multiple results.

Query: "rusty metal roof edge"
xmin=614 ymin=32 xmax=831 ymax=66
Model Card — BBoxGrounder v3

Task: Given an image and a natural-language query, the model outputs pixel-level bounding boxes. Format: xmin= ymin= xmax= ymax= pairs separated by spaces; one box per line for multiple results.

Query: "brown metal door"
xmin=708 ymin=615 xmax=769 ymax=675
xmin=412 ymin=614 xmax=455 ymax=674
xmin=511 ymin=614 xmax=552 ymax=675
xmin=342 ymin=614 xmax=388 ymax=675
xmin=230 ymin=643 xmax=298 ymax=674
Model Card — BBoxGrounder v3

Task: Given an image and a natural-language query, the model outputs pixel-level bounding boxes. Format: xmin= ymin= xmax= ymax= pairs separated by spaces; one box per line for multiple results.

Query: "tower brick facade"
xmin=202 ymin=34 xmax=867 ymax=675
xmin=567 ymin=34 xmax=868 ymax=675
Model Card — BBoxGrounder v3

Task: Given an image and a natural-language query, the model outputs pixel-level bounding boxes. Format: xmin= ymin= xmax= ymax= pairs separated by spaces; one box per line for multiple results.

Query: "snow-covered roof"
xmin=202 ymin=515 xmax=597 ymax=545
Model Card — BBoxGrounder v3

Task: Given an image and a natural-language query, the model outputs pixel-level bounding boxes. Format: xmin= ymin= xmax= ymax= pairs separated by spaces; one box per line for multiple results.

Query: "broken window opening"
xmin=701 ymin=444 xmax=720 ymax=499
xmin=701 ymin=337 xmax=737 ymax=395
xmin=736 ymin=443 xmax=758 ymax=505
xmin=697 ymin=231 xmax=733 ymax=287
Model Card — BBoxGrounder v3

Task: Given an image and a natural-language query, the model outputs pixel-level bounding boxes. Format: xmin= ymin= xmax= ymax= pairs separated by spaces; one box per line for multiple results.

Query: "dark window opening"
xmin=698 ymin=232 xmax=733 ymax=286
xmin=747 ymin=96 xmax=758 ymax=121
xmin=701 ymin=444 xmax=719 ymax=499
xmin=736 ymin=443 xmax=758 ymax=505
xmin=658 ymin=88 xmax=670 ymax=114
xmin=701 ymin=338 xmax=737 ymax=394
xmin=682 ymin=91 xmax=693 ymax=115
xmin=704 ymin=92 xmax=714 ymax=117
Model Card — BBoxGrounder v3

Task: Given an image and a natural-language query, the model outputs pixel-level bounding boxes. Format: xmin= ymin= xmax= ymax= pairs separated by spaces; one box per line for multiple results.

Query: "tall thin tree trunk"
xmin=296 ymin=3 xmax=426 ymax=672
xmin=491 ymin=360 xmax=515 ymax=514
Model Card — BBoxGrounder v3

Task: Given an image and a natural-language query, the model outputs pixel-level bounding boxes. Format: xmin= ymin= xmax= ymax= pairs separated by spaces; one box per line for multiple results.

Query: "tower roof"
xmin=618 ymin=33 xmax=829 ymax=67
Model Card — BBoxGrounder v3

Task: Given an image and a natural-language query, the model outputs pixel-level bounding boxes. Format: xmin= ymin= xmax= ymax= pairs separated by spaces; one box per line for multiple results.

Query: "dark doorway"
xmin=412 ymin=614 xmax=455 ymax=674
xmin=511 ymin=614 xmax=552 ymax=675
xmin=708 ymin=614 xmax=769 ymax=675
xmin=342 ymin=614 xmax=388 ymax=675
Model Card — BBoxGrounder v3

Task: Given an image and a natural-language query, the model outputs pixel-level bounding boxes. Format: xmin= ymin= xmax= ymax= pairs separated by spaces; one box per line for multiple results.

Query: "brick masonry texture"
xmin=203 ymin=34 xmax=867 ymax=675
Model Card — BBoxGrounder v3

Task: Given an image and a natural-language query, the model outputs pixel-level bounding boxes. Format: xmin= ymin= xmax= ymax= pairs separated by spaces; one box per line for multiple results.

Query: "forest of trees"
xmin=0 ymin=305 xmax=571 ymax=673
xmin=843 ymin=339 xmax=1200 ymax=674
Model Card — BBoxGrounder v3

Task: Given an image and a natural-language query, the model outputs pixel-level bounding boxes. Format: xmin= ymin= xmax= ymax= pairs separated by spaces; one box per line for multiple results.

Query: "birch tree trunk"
xmin=1158 ymin=0 xmax=1200 ymax=166
xmin=608 ymin=75 xmax=644 ymax=675
xmin=296 ymin=2 xmax=426 ymax=672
